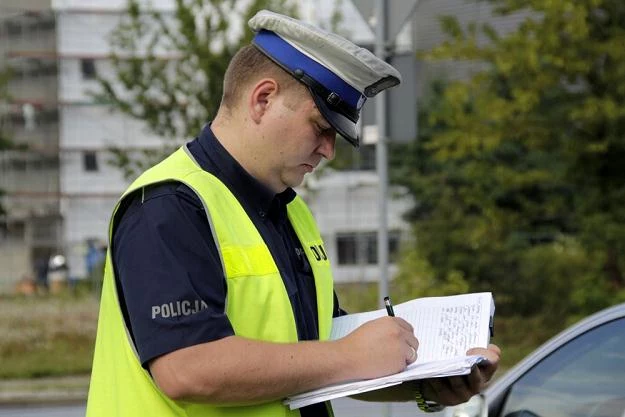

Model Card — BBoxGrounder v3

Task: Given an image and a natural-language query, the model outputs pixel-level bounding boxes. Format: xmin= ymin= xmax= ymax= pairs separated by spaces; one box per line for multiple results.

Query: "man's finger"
xmin=424 ymin=378 xmax=463 ymax=406
xmin=392 ymin=317 xmax=414 ymax=333
xmin=406 ymin=346 xmax=417 ymax=364
xmin=465 ymin=363 xmax=485 ymax=393
xmin=446 ymin=375 xmax=472 ymax=401
xmin=467 ymin=344 xmax=501 ymax=382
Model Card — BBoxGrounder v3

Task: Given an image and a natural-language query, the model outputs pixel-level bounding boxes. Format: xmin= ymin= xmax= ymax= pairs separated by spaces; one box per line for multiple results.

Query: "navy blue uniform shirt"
xmin=112 ymin=125 xmax=344 ymax=416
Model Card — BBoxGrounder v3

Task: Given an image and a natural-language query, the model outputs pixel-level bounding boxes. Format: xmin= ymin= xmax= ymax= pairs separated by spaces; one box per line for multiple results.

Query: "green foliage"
xmin=97 ymin=0 xmax=298 ymax=179
xmin=391 ymin=0 xmax=625 ymax=318
xmin=393 ymin=235 xmax=471 ymax=302
xmin=493 ymin=314 xmax=561 ymax=371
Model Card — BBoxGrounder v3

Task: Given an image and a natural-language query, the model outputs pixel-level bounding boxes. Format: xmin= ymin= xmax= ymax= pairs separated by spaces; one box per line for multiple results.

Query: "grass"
xmin=0 ymin=292 xmax=99 ymax=379
xmin=0 ymin=282 xmax=566 ymax=381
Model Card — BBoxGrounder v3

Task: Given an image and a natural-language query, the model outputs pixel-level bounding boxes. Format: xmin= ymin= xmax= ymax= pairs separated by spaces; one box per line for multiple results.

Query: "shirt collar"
xmin=194 ymin=124 xmax=296 ymax=217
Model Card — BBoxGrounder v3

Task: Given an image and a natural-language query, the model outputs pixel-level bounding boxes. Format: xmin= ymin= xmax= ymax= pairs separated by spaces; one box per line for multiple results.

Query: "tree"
xmin=391 ymin=0 xmax=625 ymax=320
xmin=98 ymin=0 xmax=298 ymax=179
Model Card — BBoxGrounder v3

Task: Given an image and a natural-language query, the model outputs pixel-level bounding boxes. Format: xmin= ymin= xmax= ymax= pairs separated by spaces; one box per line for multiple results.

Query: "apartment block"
xmin=0 ymin=0 xmax=526 ymax=292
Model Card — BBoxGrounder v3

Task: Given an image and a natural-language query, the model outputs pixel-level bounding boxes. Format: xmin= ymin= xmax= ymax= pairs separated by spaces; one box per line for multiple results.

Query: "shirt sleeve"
xmin=112 ymin=181 xmax=235 ymax=368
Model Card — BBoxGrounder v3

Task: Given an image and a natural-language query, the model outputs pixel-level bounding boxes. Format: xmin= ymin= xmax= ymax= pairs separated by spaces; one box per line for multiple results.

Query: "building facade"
xmin=55 ymin=0 xmax=175 ymax=285
xmin=0 ymin=0 xmax=526 ymax=293
xmin=0 ymin=1 xmax=62 ymax=292
xmin=0 ymin=0 xmax=175 ymax=292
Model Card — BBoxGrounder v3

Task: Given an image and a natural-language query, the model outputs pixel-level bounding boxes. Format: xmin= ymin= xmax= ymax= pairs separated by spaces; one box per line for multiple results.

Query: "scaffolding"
xmin=0 ymin=5 xmax=62 ymax=293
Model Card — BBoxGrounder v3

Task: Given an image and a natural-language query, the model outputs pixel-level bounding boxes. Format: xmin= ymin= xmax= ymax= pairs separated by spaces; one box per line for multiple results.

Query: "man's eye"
xmin=315 ymin=123 xmax=331 ymax=134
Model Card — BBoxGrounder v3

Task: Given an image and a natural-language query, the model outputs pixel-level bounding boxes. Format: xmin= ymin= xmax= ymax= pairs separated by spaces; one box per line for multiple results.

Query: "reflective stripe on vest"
xmin=86 ymin=146 xmax=334 ymax=417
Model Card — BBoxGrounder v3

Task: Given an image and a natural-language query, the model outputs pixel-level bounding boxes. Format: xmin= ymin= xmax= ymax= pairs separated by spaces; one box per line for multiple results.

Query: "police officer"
xmin=87 ymin=10 xmax=500 ymax=417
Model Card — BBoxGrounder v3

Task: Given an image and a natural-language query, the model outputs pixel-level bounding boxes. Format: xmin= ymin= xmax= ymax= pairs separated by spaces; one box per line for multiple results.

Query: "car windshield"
xmin=500 ymin=317 xmax=625 ymax=417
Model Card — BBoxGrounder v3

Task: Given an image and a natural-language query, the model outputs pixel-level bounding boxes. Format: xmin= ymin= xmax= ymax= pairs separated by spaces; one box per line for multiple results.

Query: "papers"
xmin=284 ymin=292 xmax=495 ymax=409
xmin=286 ymin=355 xmax=485 ymax=409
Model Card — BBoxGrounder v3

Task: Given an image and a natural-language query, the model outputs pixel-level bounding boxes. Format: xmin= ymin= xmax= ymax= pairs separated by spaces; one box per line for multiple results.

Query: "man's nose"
xmin=318 ymin=132 xmax=336 ymax=161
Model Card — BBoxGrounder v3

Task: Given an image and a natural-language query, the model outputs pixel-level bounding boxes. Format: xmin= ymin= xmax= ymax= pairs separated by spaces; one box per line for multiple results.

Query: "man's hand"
xmin=421 ymin=344 xmax=501 ymax=405
xmin=338 ymin=316 xmax=420 ymax=380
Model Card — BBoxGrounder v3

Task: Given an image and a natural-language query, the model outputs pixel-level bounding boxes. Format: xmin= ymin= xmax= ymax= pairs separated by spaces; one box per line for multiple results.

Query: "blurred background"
xmin=0 ymin=0 xmax=624 ymax=415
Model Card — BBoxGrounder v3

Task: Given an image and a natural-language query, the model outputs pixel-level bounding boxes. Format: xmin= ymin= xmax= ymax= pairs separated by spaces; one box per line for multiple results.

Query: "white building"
xmin=0 ymin=0 xmax=177 ymax=291
xmin=1 ymin=2 xmax=63 ymax=292
xmin=304 ymin=170 xmax=413 ymax=283
xmin=55 ymin=0 xmax=178 ymax=282
xmin=0 ymin=0 xmax=525 ymax=292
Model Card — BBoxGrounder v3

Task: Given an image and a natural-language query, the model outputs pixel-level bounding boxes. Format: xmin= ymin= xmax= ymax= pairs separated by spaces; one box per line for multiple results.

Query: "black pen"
xmin=384 ymin=296 xmax=395 ymax=317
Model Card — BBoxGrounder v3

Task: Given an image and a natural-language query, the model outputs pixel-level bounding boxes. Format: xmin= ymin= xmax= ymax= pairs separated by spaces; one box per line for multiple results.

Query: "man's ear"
xmin=249 ymin=78 xmax=278 ymax=124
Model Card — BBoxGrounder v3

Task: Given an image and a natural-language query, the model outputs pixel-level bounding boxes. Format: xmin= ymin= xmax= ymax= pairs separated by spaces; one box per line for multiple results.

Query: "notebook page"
xmin=394 ymin=293 xmax=492 ymax=363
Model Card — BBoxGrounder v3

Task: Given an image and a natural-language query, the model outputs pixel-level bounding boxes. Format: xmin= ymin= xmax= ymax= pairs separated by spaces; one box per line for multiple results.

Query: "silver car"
xmin=446 ymin=302 xmax=625 ymax=417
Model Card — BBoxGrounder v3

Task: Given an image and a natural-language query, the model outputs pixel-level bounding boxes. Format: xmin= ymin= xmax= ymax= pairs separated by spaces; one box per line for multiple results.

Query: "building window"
xmin=0 ymin=220 xmax=25 ymax=242
xmin=336 ymin=231 xmax=401 ymax=265
xmin=81 ymin=59 xmax=96 ymax=79
xmin=39 ymin=109 xmax=59 ymax=125
xmin=35 ymin=15 xmax=56 ymax=32
xmin=31 ymin=63 xmax=58 ymax=78
xmin=30 ymin=218 xmax=58 ymax=243
xmin=83 ymin=151 xmax=98 ymax=172
xmin=337 ymin=234 xmax=358 ymax=265
xmin=6 ymin=21 xmax=22 ymax=37
xmin=8 ymin=112 xmax=24 ymax=128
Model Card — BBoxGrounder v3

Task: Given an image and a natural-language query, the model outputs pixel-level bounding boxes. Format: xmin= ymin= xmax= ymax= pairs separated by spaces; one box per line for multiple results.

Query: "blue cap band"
xmin=253 ymin=30 xmax=364 ymax=111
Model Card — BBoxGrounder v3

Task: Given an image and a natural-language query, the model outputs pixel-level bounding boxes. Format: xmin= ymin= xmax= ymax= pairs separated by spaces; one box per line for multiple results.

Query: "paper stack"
xmin=284 ymin=292 xmax=495 ymax=409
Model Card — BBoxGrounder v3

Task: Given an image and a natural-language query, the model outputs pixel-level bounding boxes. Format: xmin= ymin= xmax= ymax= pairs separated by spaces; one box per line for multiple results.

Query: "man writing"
xmin=87 ymin=10 xmax=500 ymax=416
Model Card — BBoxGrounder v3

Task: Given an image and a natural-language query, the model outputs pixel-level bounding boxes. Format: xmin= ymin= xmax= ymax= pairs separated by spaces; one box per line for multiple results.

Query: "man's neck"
xmin=211 ymin=110 xmax=282 ymax=193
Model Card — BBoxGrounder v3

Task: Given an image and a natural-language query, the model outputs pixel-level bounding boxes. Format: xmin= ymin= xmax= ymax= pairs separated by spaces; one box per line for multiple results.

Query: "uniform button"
xmin=259 ymin=210 xmax=266 ymax=218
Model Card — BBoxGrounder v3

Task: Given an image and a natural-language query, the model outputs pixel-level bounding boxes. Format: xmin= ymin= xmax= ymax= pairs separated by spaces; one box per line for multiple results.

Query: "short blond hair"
xmin=221 ymin=44 xmax=307 ymax=110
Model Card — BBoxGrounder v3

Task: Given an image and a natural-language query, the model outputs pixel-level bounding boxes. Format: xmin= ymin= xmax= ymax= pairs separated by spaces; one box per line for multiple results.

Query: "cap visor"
xmin=310 ymin=91 xmax=360 ymax=148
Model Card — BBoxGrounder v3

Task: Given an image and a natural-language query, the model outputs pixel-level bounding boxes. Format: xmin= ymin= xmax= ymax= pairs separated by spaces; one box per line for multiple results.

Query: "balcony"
xmin=0 ymin=150 xmax=60 ymax=218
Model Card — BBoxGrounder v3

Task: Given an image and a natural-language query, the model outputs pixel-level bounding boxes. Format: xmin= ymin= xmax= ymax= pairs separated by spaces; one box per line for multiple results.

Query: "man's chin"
xmin=284 ymin=174 xmax=306 ymax=190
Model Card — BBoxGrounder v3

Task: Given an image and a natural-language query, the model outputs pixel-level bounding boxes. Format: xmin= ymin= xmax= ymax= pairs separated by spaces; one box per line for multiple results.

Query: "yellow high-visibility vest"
xmin=86 ymin=146 xmax=334 ymax=417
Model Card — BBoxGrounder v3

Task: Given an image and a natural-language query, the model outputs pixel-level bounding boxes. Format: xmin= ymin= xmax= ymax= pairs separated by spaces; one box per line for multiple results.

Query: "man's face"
xmin=261 ymin=90 xmax=337 ymax=192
